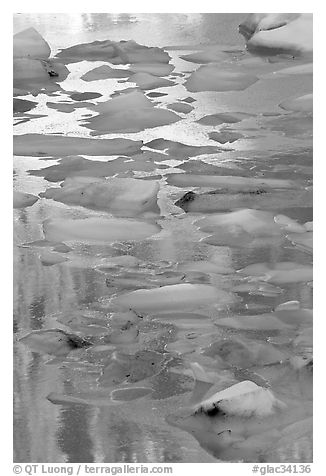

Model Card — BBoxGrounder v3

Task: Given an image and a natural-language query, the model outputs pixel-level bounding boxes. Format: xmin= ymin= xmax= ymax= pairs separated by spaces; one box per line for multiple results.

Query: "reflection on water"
xmin=14 ymin=13 xmax=312 ymax=463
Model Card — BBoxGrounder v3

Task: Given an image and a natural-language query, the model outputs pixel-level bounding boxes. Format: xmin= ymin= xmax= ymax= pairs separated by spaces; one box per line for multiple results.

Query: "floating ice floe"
xmin=239 ymin=13 xmax=313 ymax=57
xmin=13 ymin=98 xmax=37 ymax=113
xmin=209 ymin=131 xmax=243 ymax=144
xmin=274 ymin=214 xmax=307 ymax=233
xmin=194 ymin=380 xmax=285 ymax=417
xmin=180 ymin=47 xmax=237 ymax=64
xmin=286 ymin=232 xmax=313 ymax=253
xmin=56 ymin=39 xmax=170 ymax=64
xmin=215 ymin=305 xmax=312 ymax=331
xmin=174 ymin=188 xmax=313 ymax=213
xmin=43 ymin=217 xmax=161 ymax=244
xmin=146 ymin=139 xmax=222 ymax=158
xmin=81 ymin=65 xmax=131 ymax=81
xmin=184 ymin=64 xmax=258 ymax=93
xmin=81 ymin=90 xmax=180 ymax=134
xmin=232 ymin=281 xmax=283 ymax=297
xmin=129 ymin=62 xmax=174 ymax=76
xmin=39 ymin=250 xmax=68 ymax=266
xmin=14 ymin=134 xmax=143 ymax=157
xmin=14 ymin=27 xmax=51 ymax=59
xmin=20 ymin=329 xmax=91 ymax=356
xmin=29 ymin=155 xmax=162 ymax=182
xmin=167 ymin=174 xmax=295 ymax=190
xmin=279 ymin=94 xmax=313 ymax=113
xmin=41 ymin=177 xmax=160 ymax=216
xmin=202 ymin=337 xmax=286 ymax=368
xmin=196 ymin=209 xmax=283 ymax=237
xmin=167 ymin=103 xmax=194 ymax=114
xmin=111 ymin=283 xmax=236 ymax=313
xmin=128 ymin=72 xmax=175 ymax=90
xmin=177 ymin=260 xmax=234 ymax=275
xmin=270 ymin=63 xmax=313 ymax=77
xmin=197 ymin=112 xmax=253 ymax=126
xmin=238 ymin=261 xmax=313 ymax=284
xmin=13 ymin=191 xmax=39 ymax=209
xmin=70 ymin=91 xmax=102 ymax=101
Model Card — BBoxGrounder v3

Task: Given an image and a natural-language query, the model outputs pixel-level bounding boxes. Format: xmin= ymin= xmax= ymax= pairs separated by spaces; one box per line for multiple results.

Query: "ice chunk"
xmin=39 ymin=250 xmax=68 ymax=266
xmin=279 ymin=94 xmax=313 ymax=113
xmin=20 ymin=329 xmax=91 ymax=356
xmin=202 ymin=338 xmax=285 ymax=368
xmin=81 ymin=65 xmax=131 ymax=81
xmin=286 ymin=232 xmax=313 ymax=253
xmin=46 ymin=101 xmax=92 ymax=113
xmin=275 ymin=301 xmax=300 ymax=311
xmin=304 ymin=221 xmax=313 ymax=231
xmin=215 ymin=314 xmax=292 ymax=331
xmin=174 ymin=188 xmax=313 ymax=213
xmin=185 ymin=64 xmax=258 ymax=93
xmin=274 ymin=308 xmax=312 ymax=326
xmin=129 ymin=63 xmax=174 ymax=76
xmin=111 ymin=283 xmax=235 ymax=313
xmin=41 ymin=177 xmax=160 ymax=216
xmin=13 ymin=98 xmax=37 ymax=113
xmin=195 ymin=381 xmax=285 ymax=417
xmin=81 ymin=90 xmax=180 ymax=134
xmin=177 ymin=261 xmax=234 ymax=275
xmin=13 ymin=58 xmax=69 ymax=93
xmin=70 ymin=92 xmax=102 ymax=101
xmin=270 ymin=63 xmax=313 ymax=76
xmin=29 ymin=155 xmax=161 ymax=182
xmin=111 ymin=387 xmax=152 ymax=401
xmin=238 ymin=261 xmax=313 ymax=284
xmin=167 ymin=103 xmax=194 ymax=114
xmin=197 ymin=112 xmax=252 ymax=126
xmin=128 ymin=72 xmax=175 ymax=90
xmin=180 ymin=48 xmax=233 ymax=64
xmin=13 ymin=191 xmax=38 ymax=209
xmin=166 ymin=174 xmax=295 ymax=190
xmin=56 ymin=39 xmax=170 ymax=64
xmin=274 ymin=214 xmax=307 ymax=233
xmin=233 ymin=282 xmax=283 ymax=296
xmin=209 ymin=131 xmax=243 ymax=144
xmin=146 ymin=139 xmax=222 ymax=158
xmin=14 ymin=134 xmax=143 ymax=157
xmin=14 ymin=27 xmax=51 ymax=59
xmin=196 ymin=209 xmax=283 ymax=237
xmin=43 ymin=217 xmax=160 ymax=244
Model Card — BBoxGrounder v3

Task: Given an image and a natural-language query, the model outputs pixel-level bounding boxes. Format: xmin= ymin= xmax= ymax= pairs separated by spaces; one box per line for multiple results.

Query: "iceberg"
xmin=240 ymin=14 xmax=313 ymax=57
xmin=13 ymin=27 xmax=51 ymax=59
xmin=194 ymin=380 xmax=285 ymax=417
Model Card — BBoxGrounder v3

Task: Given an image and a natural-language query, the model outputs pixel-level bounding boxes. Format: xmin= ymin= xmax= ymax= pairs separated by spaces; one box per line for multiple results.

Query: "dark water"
xmin=13 ymin=13 xmax=312 ymax=463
